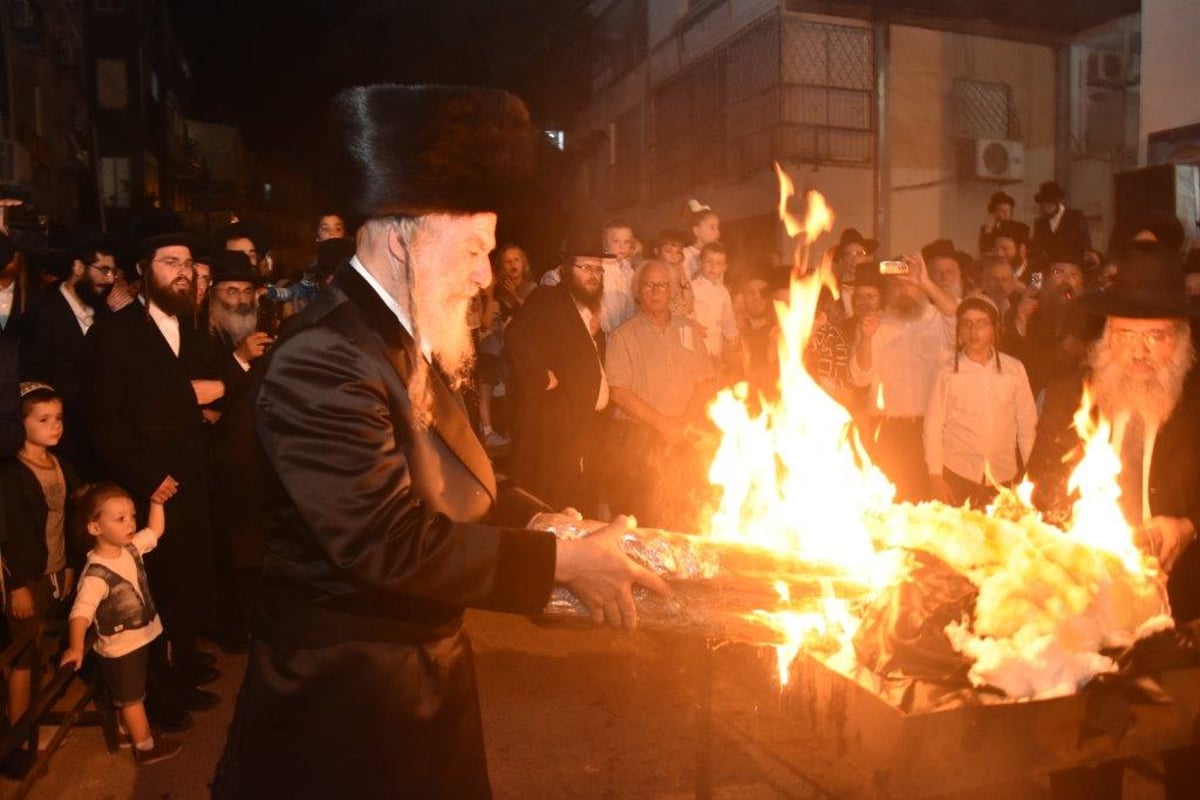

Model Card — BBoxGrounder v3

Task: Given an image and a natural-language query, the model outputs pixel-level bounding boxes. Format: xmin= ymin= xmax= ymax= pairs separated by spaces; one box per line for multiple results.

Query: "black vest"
xmin=82 ymin=546 xmax=158 ymax=636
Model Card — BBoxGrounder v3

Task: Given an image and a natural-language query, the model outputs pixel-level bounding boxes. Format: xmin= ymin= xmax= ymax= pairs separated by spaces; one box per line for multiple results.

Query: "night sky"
xmin=169 ymin=0 xmax=591 ymax=168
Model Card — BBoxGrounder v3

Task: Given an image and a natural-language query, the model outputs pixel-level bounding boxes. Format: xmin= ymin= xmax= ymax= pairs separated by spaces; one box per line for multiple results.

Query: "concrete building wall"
xmin=886 ymin=25 xmax=1057 ymax=255
xmin=1139 ymin=0 xmax=1200 ymax=163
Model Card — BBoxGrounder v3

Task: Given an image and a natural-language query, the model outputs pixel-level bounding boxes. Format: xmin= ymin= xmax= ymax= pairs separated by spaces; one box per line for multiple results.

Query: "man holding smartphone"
xmin=850 ymin=252 xmax=958 ymax=502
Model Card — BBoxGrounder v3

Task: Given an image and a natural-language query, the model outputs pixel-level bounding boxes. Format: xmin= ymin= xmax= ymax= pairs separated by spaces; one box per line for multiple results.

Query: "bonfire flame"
xmin=700 ymin=163 xmax=1169 ymax=694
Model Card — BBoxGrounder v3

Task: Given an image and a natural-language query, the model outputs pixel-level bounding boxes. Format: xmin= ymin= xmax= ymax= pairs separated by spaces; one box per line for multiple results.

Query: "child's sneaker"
xmin=483 ymin=429 xmax=510 ymax=448
xmin=133 ymin=736 xmax=182 ymax=766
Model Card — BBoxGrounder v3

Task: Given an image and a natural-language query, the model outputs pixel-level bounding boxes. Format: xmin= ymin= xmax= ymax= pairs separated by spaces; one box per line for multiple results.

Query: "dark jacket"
xmin=21 ymin=283 xmax=106 ymax=476
xmin=0 ymin=338 xmax=19 ymax=460
xmin=1028 ymin=367 xmax=1200 ymax=622
xmin=214 ymin=263 xmax=556 ymax=799
xmin=84 ymin=301 xmax=219 ymax=626
xmin=0 ymin=456 xmax=80 ymax=589
xmin=504 ymin=283 xmax=607 ymax=511
xmin=1031 ymin=207 xmax=1092 ymax=261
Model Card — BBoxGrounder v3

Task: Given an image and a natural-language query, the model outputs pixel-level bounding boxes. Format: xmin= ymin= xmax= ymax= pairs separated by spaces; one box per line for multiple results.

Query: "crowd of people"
xmin=0 ymin=206 xmax=355 ymax=770
xmin=1 ymin=152 xmax=1199 ymax=791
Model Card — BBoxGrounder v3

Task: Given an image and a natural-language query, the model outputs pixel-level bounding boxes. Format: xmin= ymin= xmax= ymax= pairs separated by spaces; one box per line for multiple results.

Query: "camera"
xmin=1028 ymin=271 xmax=1044 ymax=292
xmin=879 ymin=259 xmax=909 ymax=276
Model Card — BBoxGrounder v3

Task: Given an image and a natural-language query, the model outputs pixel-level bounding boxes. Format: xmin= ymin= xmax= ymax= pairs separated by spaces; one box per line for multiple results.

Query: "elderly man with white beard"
xmin=1028 ymin=250 xmax=1200 ymax=800
xmin=213 ymin=85 xmax=667 ymax=800
xmin=1030 ymin=245 xmax=1200 ymax=620
xmin=850 ymin=252 xmax=959 ymax=502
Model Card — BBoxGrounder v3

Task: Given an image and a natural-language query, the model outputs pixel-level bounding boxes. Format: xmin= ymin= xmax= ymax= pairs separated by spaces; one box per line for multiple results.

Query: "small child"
xmin=60 ymin=482 xmax=180 ymax=765
xmin=0 ymin=383 xmax=77 ymax=740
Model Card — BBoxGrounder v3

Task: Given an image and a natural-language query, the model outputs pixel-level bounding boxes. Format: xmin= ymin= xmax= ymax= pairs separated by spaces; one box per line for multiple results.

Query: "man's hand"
xmin=152 ymin=476 xmax=179 ymax=504
xmin=546 ymin=370 xmax=559 ymax=391
xmin=9 ymin=587 xmax=34 ymax=619
xmin=60 ymin=647 xmax=85 ymax=672
xmin=191 ymin=379 xmax=225 ymax=405
xmin=858 ymin=310 xmax=882 ymax=341
xmin=1137 ymin=516 xmax=1197 ymax=572
xmin=235 ymin=332 xmax=275 ymax=362
xmin=553 ymin=515 xmax=671 ymax=630
xmin=1014 ymin=296 xmax=1038 ymax=334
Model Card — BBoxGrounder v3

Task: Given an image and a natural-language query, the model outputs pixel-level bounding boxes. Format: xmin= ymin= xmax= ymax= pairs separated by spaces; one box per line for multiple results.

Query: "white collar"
xmin=145 ymin=298 xmax=178 ymax=326
xmin=60 ymin=282 xmax=94 ymax=324
xmin=349 ymin=255 xmax=430 ymax=358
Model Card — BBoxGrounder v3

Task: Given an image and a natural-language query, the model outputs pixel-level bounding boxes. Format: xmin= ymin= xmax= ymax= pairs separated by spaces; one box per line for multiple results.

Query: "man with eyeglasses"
xmin=506 ymin=248 xmax=612 ymax=515
xmin=605 ymin=259 xmax=717 ymax=528
xmin=85 ymin=213 xmax=226 ymax=732
xmin=21 ymin=236 xmax=120 ymax=477
xmin=1029 ymin=243 xmax=1200 ymax=800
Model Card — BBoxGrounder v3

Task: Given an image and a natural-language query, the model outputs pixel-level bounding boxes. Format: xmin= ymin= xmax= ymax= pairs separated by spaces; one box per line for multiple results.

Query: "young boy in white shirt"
xmin=61 ymin=481 xmax=181 ymax=765
xmin=925 ymin=296 xmax=1038 ymax=508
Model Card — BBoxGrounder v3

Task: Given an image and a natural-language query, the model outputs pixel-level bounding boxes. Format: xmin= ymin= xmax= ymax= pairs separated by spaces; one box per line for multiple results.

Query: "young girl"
xmin=60 ymin=481 xmax=180 ymax=765
xmin=0 ymin=383 xmax=77 ymax=735
xmin=683 ymin=204 xmax=720 ymax=280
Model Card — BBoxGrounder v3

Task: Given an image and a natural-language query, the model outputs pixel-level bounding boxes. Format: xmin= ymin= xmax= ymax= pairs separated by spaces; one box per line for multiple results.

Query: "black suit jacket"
xmin=1028 ymin=368 xmax=1200 ymax=622
xmin=84 ymin=301 xmax=219 ymax=620
xmin=0 ymin=338 xmax=19 ymax=460
xmin=1032 ymin=207 xmax=1092 ymax=260
xmin=21 ymin=284 xmax=105 ymax=475
xmin=504 ymin=284 xmax=607 ymax=509
xmin=217 ymin=263 xmax=557 ymax=798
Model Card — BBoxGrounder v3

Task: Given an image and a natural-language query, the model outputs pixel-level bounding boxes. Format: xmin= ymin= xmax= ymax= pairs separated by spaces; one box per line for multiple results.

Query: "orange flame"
xmin=698 ymin=164 xmax=1169 ymax=695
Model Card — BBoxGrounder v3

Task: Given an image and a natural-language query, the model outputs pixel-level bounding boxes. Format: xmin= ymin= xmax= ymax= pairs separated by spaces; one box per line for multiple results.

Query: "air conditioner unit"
xmin=0 ymin=140 xmax=33 ymax=184
xmin=960 ymin=138 xmax=1024 ymax=181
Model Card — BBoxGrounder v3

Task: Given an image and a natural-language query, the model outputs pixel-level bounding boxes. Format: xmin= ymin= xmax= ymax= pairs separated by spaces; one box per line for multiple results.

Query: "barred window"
xmin=779 ymin=19 xmax=874 ymax=164
xmin=952 ymin=79 xmax=1021 ymax=140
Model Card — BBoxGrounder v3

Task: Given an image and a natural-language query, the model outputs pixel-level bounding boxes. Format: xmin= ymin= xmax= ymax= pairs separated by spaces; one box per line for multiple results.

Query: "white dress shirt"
xmin=923 ymin=351 xmax=1037 ymax=483
xmin=146 ymin=299 xmax=181 ymax=357
xmin=599 ymin=258 xmax=636 ymax=334
xmin=850 ymin=305 xmax=954 ymax=418
xmin=61 ymin=282 xmax=96 ymax=334
xmin=348 ymin=254 xmax=433 ymax=360
xmin=690 ymin=274 xmax=738 ymax=359
xmin=0 ymin=281 xmax=13 ymax=331
xmin=573 ymin=301 xmax=609 ymax=411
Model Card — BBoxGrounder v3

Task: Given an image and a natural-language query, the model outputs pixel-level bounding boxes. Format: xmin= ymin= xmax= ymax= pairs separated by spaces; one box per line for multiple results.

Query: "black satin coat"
xmin=504 ymin=283 xmax=607 ymax=512
xmin=215 ymin=264 xmax=557 ymax=799
xmin=1028 ymin=367 xmax=1200 ymax=622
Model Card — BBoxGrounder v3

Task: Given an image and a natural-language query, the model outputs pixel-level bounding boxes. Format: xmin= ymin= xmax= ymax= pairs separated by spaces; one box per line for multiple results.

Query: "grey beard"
xmin=1089 ymin=328 xmax=1195 ymax=429
xmin=211 ymin=303 xmax=258 ymax=346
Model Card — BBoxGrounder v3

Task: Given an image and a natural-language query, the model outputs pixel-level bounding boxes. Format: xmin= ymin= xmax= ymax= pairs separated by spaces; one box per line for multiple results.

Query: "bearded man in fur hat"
xmin=213 ymin=85 xmax=666 ymax=799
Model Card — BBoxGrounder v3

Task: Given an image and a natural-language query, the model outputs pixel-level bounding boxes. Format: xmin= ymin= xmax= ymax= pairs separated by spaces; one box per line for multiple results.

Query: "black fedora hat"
xmin=1078 ymin=244 xmax=1199 ymax=319
xmin=836 ymin=228 xmax=878 ymax=256
xmin=992 ymin=220 xmax=1030 ymax=246
xmin=207 ymin=250 xmax=260 ymax=287
xmin=131 ymin=211 xmax=203 ymax=262
xmin=329 ymin=84 xmax=535 ymax=219
xmin=921 ymin=238 xmax=958 ymax=262
xmin=1034 ymin=181 xmax=1066 ymax=205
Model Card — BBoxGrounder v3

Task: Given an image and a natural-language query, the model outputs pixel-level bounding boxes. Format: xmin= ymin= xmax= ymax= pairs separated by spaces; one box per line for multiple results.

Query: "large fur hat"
xmin=329 ymin=84 xmax=535 ymax=219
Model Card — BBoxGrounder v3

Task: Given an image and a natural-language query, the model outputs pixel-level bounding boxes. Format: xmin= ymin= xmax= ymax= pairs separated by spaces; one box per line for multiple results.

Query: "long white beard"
xmin=1089 ymin=328 xmax=1195 ymax=429
xmin=415 ymin=289 xmax=476 ymax=390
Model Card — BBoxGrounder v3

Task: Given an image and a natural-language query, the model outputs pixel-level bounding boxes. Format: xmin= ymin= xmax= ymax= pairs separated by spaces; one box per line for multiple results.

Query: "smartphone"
xmin=879 ymin=259 xmax=909 ymax=276
xmin=1028 ymin=272 xmax=1044 ymax=292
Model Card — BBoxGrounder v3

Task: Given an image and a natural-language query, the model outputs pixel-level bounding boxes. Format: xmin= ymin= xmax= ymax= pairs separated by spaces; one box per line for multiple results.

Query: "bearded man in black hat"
xmin=1029 ymin=243 xmax=1200 ymax=800
xmin=22 ymin=235 xmax=119 ymax=477
xmin=505 ymin=248 xmax=611 ymax=515
xmin=213 ymin=85 xmax=666 ymax=799
xmin=1029 ymin=245 xmax=1200 ymax=618
xmin=85 ymin=214 xmax=225 ymax=729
